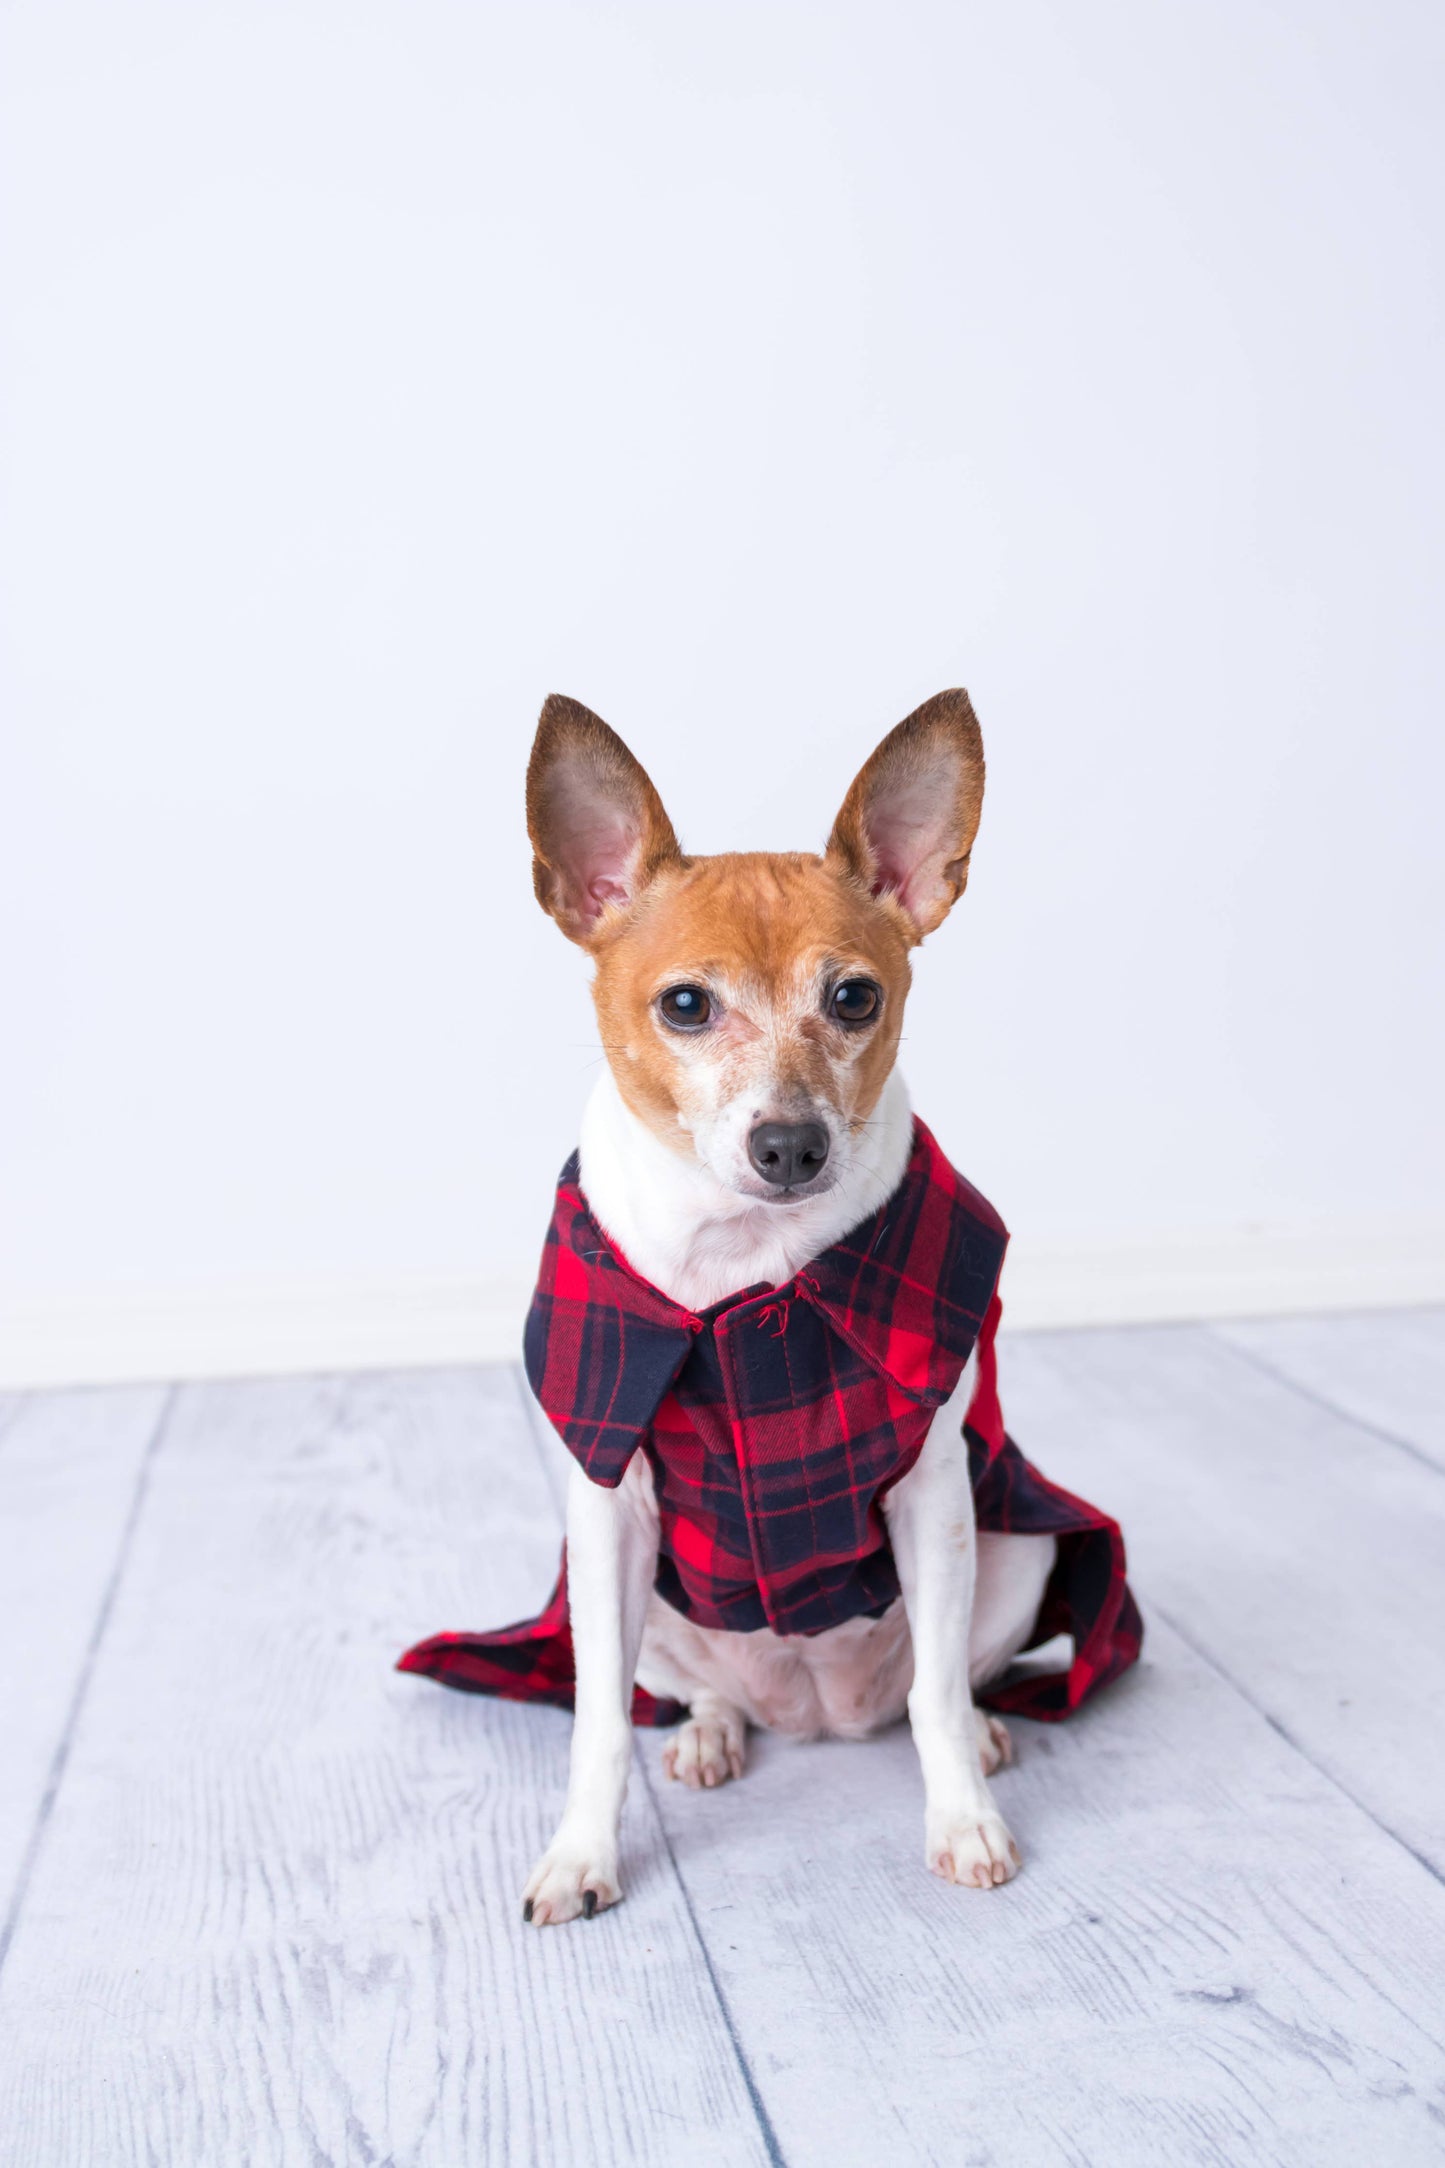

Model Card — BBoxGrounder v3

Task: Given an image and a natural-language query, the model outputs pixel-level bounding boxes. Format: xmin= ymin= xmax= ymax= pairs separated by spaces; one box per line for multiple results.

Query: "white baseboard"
xmin=2 ymin=1225 xmax=1442 ymax=1391
xmin=996 ymin=1222 xmax=1445 ymax=1331
xmin=0 ymin=1277 xmax=535 ymax=1393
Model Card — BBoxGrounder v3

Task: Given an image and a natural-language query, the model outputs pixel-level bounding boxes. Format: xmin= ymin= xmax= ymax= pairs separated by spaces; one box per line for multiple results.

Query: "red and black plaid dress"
xmin=398 ymin=1119 xmax=1142 ymax=1724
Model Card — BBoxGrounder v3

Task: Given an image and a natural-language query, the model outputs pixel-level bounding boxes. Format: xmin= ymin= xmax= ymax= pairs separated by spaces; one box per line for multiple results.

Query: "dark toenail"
xmin=582 ymin=1890 xmax=598 ymax=1918
xmin=522 ymin=1900 xmax=533 ymax=1921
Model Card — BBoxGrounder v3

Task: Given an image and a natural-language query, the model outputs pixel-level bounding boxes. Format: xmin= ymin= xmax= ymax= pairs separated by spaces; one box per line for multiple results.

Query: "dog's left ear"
xmin=825 ymin=689 xmax=986 ymax=939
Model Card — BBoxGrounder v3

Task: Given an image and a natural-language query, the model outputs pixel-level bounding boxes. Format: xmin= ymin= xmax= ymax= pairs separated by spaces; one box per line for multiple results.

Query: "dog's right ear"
xmin=526 ymin=695 xmax=683 ymax=946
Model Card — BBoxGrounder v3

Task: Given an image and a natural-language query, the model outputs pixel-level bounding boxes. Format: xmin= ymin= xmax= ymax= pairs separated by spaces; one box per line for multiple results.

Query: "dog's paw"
xmin=976 ymin=1712 xmax=1014 ymax=1776
xmin=927 ymin=1812 xmax=1021 ymax=1890
xmin=661 ymin=1708 xmax=746 ymax=1789
xmin=521 ymin=1844 xmax=621 ymax=1927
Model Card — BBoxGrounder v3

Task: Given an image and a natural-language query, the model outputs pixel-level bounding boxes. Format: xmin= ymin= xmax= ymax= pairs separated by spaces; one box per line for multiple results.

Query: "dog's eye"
xmin=831 ymin=980 xmax=880 ymax=1025
xmin=658 ymin=985 xmax=713 ymax=1030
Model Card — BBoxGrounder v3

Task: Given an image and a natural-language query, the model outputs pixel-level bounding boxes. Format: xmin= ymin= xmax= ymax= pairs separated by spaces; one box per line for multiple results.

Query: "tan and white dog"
xmin=519 ymin=690 xmax=1056 ymax=1926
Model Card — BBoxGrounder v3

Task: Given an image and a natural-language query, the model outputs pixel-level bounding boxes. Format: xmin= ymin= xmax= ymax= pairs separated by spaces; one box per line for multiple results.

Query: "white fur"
xmin=881 ymin=1363 xmax=1026 ymax=1888
xmin=522 ymin=1073 xmax=1056 ymax=1924
xmin=578 ymin=1063 xmax=915 ymax=1310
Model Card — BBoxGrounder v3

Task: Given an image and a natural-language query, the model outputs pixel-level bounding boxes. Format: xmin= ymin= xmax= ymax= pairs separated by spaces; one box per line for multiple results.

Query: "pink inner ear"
xmin=865 ymin=771 xmax=954 ymax=915
xmin=554 ymin=793 xmax=640 ymax=926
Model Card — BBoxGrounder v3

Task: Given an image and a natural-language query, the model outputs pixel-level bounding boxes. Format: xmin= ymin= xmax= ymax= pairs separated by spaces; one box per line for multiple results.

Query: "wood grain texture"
xmin=5 ymin=1327 xmax=1445 ymax=2167
xmin=643 ymin=1616 xmax=1445 ymax=2167
xmin=998 ymin=1324 xmax=1445 ymax=1873
xmin=0 ymin=1369 xmax=770 ymax=2168
xmin=1216 ymin=1308 xmax=1445 ymax=1469
xmin=0 ymin=1384 xmax=169 ymax=1920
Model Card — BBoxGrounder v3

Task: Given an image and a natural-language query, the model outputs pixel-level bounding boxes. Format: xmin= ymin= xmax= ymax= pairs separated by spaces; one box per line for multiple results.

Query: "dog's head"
xmin=526 ymin=691 xmax=985 ymax=1204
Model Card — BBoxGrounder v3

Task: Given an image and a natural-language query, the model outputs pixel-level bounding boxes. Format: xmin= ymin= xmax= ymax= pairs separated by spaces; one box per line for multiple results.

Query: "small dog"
xmin=401 ymin=690 xmax=1140 ymax=1924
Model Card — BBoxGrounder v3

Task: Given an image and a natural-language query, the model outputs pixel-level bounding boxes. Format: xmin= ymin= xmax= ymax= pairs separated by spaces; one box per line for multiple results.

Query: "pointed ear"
xmin=825 ymin=689 xmax=985 ymax=939
xmin=526 ymin=694 xmax=683 ymax=945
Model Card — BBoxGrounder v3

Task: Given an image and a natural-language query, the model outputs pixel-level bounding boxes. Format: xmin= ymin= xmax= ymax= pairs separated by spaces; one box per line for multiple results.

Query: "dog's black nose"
xmin=747 ymin=1120 xmax=830 ymax=1187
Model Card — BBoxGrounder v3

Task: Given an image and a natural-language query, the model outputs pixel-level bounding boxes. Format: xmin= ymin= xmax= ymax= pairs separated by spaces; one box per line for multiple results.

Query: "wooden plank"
xmin=995 ymin=1324 xmax=1445 ymax=1873
xmin=0 ymin=1384 xmax=169 ymax=1927
xmin=0 ymin=1368 xmax=771 ymax=2168
xmin=1216 ymin=1308 xmax=1445 ymax=1469
xmin=11 ymin=1337 xmax=1443 ymax=2165
xmin=645 ymin=1616 xmax=1445 ymax=2167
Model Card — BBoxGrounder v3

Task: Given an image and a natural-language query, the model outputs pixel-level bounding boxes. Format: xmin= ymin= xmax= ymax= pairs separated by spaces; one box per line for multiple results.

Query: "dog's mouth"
xmin=727 ymin=1167 xmax=841 ymax=1208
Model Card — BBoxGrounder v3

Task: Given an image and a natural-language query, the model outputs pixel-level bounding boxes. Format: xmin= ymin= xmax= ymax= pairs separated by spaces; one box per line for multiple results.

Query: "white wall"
xmin=3 ymin=1 xmax=1443 ymax=1387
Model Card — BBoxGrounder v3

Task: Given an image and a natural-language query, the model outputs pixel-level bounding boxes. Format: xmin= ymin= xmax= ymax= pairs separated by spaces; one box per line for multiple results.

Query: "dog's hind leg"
xmin=965 ymin=1529 xmax=1057 ymax=1772
xmin=660 ymin=1691 xmax=748 ymax=1788
xmin=970 ymin=1530 xmax=1057 ymax=1686
xmin=637 ymin=1602 xmax=751 ymax=1786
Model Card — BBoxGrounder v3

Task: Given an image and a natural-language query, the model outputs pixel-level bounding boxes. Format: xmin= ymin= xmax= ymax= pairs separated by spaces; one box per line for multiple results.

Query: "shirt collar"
xmin=559 ymin=1117 xmax=1007 ymax=1405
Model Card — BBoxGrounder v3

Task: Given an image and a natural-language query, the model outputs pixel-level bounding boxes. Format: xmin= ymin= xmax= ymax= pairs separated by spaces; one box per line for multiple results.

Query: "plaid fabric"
xmin=398 ymin=1119 xmax=1142 ymax=1723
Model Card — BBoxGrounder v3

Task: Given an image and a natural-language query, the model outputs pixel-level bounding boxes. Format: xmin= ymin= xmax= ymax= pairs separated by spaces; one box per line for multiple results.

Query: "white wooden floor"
xmin=2 ymin=1313 xmax=1443 ymax=2167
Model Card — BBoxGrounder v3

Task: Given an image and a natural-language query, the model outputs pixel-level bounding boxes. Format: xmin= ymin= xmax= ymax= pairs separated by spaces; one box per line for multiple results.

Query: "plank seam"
xmin=1205 ymin=1326 xmax=1444 ymax=1477
xmin=0 ymin=1382 xmax=180 ymax=1979
xmin=1153 ymin=1599 xmax=1445 ymax=1894
xmin=511 ymin=1365 xmax=788 ymax=2167
xmin=633 ymin=1752 xmax=789 ymax=2168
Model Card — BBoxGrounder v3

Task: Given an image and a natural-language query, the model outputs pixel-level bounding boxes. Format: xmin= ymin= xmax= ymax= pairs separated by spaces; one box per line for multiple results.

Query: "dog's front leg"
xmin=884 ymin=1362 xmax=1021 ymax=1890
xmin=522 ymin=1458 xmax=658 ymax=1927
